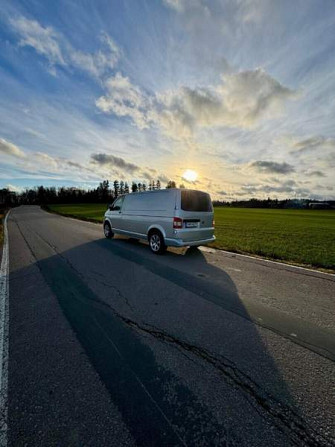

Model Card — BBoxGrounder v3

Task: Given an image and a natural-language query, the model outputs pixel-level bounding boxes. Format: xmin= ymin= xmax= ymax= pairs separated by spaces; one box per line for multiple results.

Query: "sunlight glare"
xmin=182 ymin=169 xmax=198 ymax=183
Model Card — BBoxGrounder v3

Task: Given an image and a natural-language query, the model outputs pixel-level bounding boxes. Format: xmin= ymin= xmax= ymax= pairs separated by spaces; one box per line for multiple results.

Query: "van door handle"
xmin=118 ymin=211 xmax=121 ymax=214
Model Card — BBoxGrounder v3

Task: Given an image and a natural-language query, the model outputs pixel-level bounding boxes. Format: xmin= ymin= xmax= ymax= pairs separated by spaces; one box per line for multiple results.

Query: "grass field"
xmin=46 ymin=203 xmax=335 ymax=270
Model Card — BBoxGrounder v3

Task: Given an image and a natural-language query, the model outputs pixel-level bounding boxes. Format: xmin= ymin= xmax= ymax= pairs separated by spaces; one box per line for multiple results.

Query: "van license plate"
xmin=185 ymin=222 xmax=198 ymax=228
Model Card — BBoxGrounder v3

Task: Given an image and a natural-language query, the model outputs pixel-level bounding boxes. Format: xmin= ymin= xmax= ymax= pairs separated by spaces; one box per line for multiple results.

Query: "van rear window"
xmin=181 ymin=191 xmax=212 ymax=212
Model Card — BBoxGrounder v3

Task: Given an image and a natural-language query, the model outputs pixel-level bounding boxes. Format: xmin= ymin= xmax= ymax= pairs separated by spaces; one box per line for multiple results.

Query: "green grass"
xmin=212 ymin=208 xmax=335 ymax=270
xmin=46 ymin=203 xmax=108 ymax=222
xmin=46 ymin=204 xmax=335 ymax=270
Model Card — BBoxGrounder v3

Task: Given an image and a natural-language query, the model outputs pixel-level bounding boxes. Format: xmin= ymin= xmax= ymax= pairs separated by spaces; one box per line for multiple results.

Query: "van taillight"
xmin=173 ymin=217 xmax=183 ymax=229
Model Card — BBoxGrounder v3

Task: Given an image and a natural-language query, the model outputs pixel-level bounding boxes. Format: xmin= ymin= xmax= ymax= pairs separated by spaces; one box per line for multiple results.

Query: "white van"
xmin=103 ymin=188 xmax=215 ymax=254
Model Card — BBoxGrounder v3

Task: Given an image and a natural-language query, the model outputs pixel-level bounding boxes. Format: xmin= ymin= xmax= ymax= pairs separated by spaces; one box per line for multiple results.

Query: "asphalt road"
xmin=5 ymin=205 xmax=335 ymax=446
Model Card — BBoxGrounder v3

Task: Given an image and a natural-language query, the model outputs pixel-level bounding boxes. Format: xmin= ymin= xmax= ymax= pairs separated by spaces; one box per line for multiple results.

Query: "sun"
xmin=182 ymin=169 xmax=198 ymax=183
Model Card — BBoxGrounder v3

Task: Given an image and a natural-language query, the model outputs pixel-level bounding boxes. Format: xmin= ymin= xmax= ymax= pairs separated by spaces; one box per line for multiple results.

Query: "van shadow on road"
xmin=8 ymin=210 xmax=331 ymax=447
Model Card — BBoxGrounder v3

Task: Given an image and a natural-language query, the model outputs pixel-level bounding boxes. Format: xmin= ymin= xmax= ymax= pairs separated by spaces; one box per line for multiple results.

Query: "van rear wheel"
xmin=149 ymin=231 xmax=166 ymax=254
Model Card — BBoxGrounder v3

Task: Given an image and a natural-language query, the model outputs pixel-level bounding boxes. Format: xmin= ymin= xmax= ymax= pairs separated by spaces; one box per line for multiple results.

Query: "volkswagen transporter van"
xmin=103 ymin=188 xmax=215 ymax=254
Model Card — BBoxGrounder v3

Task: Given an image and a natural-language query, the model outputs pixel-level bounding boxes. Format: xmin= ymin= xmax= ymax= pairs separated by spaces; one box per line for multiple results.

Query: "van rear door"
xmin=180 ymin=190 xmax=213 ymax=229
xmin=176 ymin=190 xmax=214 ymax=243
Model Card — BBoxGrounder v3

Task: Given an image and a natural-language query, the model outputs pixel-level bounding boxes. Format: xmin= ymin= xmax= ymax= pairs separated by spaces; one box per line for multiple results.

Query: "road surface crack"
xmin=114 ymin=316 xmax=333 ymax=447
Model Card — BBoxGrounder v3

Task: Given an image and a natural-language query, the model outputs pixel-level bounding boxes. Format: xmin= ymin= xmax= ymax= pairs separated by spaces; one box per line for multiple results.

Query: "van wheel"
xmin=104 ymin=221 xmax=113 ymax=239
xmin=149 ymin=231 xmax=166 ymax=254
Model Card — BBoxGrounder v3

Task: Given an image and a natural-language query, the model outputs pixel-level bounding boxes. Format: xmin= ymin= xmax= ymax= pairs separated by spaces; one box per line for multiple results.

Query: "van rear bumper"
xmin=165 ymin=235 xmax=216 ymax=247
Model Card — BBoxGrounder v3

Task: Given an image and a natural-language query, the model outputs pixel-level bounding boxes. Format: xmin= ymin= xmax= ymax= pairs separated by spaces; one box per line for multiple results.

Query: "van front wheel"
xmin=104 ymin=221 xmax=114 ymax=239
xmin=149 ymin=231 xmax=166 ymax=254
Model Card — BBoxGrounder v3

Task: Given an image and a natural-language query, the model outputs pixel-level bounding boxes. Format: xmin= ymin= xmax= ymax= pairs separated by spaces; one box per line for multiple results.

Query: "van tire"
xmin=149 ymin=230 xmax=166 ymax=254
xmin=104 ymin=221 xmax=114 ymax=239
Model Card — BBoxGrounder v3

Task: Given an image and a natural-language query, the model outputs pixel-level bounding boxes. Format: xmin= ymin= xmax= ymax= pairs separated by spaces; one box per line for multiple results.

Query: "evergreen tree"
xmin=124 ymin=182 xmax=130 ymax=194
xmin=156 ymin=180 xmax=161 ymax=190
xmin=120 ymin=180 xmax=125 ymax=194
xmin=131 ymin=182 xmax=138 ymax=193
xmin=98 ymin=180 xmax=109 ymax=202
xmin=113 ymin=180 xmax=120 ymax=198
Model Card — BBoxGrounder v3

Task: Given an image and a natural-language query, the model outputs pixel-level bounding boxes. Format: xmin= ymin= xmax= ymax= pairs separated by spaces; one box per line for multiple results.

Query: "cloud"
xmin=91 ymin=153 xmax=139 ymax=173
xmin=90 ymin=153 xmax=170 ymax=183
xmin=304 ymin=170 xmax=326 ymax=178
xmin=32 ymin=152 xmax=97 ymax=178
xmin=236 ymin=182 xmax=311 ymax=197
xmin=163 ymin=0 xmax=210 ymax=16
xmin=10 ymin=16 xmax=65 ymax=66
xmin=163 ymin=0 xmax=184 ymax=12
xmin=69 ymin=32 xmax=120 ymax=78
xmin=250 ymin=160 xmax=295 ymax=174
xmin=157 ymin=173 xmax=170 ymax=183
xmin=157 ymin=68 xmax=296 ymax=135
xmin=34 ymin=152 xmax=59 ymax=168
xmin=291 ymin=136 xmax=335 ymax=154
xmin=10 ymin=16 xmax=120 ymax=78
xmin=96 ymin=73 xmax=150 ymax=129
xmin=97 ymin=68 xmax=296 ymax=137
xmin=5 ymin=183 xmax=24 ymax=193
xmin=269 ymin=178 xmax=297 ymax=186
xmin=0 ymin=138 xmax=26 ymax=158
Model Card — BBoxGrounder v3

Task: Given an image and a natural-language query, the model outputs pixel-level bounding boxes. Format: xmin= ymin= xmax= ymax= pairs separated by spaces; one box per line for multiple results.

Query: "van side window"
xmin=111 ymin=196 xmax=124 ymax=211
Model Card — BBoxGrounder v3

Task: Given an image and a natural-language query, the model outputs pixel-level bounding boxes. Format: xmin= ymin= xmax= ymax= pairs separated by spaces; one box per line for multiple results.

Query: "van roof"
xmin=127 ymin=188 xmax=208 ymax=195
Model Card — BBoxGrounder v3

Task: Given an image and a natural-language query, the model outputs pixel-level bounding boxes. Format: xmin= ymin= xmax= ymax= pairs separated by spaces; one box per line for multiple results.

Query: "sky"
xmin=0 ymin=0 xmax=334 ymax=200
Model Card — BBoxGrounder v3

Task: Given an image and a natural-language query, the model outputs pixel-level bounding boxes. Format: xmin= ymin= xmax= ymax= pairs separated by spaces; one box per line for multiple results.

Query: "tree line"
xmin=1 ymin=183 xmax=333 ymax=209
xmin=213 ymin=198 xmax=335 ymax=209
xmin=0 ymin=179 xmax=179 ymax=206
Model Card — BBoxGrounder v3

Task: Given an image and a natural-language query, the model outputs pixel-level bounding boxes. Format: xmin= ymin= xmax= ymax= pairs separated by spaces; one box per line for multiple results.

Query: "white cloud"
xmin=5 ymin=183 xmax=24 ymax=193
xmin=10 ymin=16 xmax=120 ymax=78
xmin=10 ymin=16 xmax=65 ymax=66
xmin=163 ymin=0 xmax=210 ymax=15
xmin=97 ymin=68 xmax=296 ymax=137
xmin=0 ymin=138 xmax=26 ymax=158
xmin=162 ymin=0 xmax=268 ymax=34
xmin=236 ymin=0 xmax=268 ymax=24
xmin=69 ymin=33 xmax=120 ymax=78
xmin=163 ymin=0 xmax=184 ymax=11
xmin=34 ymin=152 xmax=59 ymax=168
xmin=96 ymin=73 xmax=151 ymax=129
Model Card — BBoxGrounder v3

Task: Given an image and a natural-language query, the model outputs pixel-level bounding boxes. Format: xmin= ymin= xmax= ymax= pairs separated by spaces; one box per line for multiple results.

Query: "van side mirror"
xmin=108 ymin=204 xmax=113 ymax=211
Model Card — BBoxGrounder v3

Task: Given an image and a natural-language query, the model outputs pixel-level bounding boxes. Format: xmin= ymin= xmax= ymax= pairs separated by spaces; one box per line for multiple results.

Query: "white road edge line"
xmin=0 ymin=210 xmax=10 ymax=447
